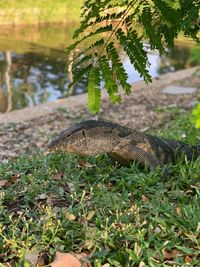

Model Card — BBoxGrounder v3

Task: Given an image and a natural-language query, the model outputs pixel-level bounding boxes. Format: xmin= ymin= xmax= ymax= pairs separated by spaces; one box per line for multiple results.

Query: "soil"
xmin=0 ymin=67 xmax=200 ymax=162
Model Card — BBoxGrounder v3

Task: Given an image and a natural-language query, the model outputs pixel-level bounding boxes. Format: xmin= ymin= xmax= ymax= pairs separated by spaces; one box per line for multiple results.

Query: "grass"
xmin=0 ymin=112 xmax=200 ymax=266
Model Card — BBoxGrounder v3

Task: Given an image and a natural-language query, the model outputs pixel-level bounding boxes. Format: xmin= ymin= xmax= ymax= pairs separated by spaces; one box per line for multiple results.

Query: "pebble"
xmin=163 ymin=85 xmax=197 ymax=95
xmin=154 ymin=226 xmax=162 ymax=234
xmin=36 ymin=193 xmax=47 ymax=200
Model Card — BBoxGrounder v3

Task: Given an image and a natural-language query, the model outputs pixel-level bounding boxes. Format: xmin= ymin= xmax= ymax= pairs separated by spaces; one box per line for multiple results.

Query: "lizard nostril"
xmin=82 ymin=130 xmax=86 ymax=137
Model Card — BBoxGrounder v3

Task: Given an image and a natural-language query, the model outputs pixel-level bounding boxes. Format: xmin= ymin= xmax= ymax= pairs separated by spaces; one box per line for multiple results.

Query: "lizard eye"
xmin=65 ymin=133 xmax=71 ymax=138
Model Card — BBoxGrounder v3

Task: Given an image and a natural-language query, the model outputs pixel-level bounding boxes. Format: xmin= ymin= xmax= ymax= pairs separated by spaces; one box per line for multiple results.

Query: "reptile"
xmin=48 ymin=120 xmax=200 ymax=172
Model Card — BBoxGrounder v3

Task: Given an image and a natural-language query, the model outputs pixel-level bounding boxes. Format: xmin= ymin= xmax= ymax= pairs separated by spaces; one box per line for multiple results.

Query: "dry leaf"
xmin=3 ymin=174 xmax=21 ymax=187
xmin=184 ymin=190 xmax=193 ymax=195
xmin=102 ymin=264 xmax=110 ymax=267
xmin=190 ymin=184 xmax=200 ymax=189
xmin=79 ymin=216 xmax=87 ymax=225
xmin=141 ymin=220 xmax=147 ymax=227
xmin=25 ymin=253 xmax=39 ymax=266
xmin=86 ymin=211 xmax=95 ymax=221
xmin=52 ymin=172 xmax=63 ymax=180
xmin=10 ymin=173 xmax=20 ymax=182
xmin=141 ymin=195 xmax=150 ymax=203
xmin=162 ymin=250 xmax=179 ymax=260
xmin=0 ymin=180 xmax=7 ymax=187
xmin=138 ymin=262 xmax=145 ymax=267
xmin=176 ymin=207 xmax=182 ymax=216
xmin=185 ymin=255 xmax=192 ymax=263
xmin=63 ymin=211 xmax=76 ymax=221
xmin=197 ymin=222 xmax=200 ymax=232
xmin=77 ymin=160 xmax=94 ymax=168
xmin=77 ymin=160 xmax=87 ymax=168
xmin=50 ymin=252 xmax=91 ymax=267
xmin=106 ymin=183 xmax=113 ymax=190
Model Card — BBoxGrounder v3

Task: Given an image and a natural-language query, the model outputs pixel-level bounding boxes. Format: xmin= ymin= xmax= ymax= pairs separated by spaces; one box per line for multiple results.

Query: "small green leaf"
xmin=106 ymin=42 xmax=131 ymax=95
xmin=191 ymin=103 xmax=200 ymax=128
xmin=88 ymin=67 xmax=101 ymax=113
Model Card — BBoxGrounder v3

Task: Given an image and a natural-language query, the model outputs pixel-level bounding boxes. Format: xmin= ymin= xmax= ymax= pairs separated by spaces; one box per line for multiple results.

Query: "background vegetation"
xmin=0 ymin=0 xmax=82 ymax=25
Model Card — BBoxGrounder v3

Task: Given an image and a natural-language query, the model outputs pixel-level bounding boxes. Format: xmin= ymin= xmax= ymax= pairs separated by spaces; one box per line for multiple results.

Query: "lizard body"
xmin=48 ymin=120 xmax=200 ymax=171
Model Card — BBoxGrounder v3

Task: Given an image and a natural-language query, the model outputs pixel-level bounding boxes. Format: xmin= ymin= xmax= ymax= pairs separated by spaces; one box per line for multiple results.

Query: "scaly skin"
xmin=48 ymin=120 xmax=200 ymax=171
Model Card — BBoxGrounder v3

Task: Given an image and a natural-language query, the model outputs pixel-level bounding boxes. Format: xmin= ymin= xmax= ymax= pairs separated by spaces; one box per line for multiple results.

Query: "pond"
xmin=0 ymin=24 xmax=196 ymax=113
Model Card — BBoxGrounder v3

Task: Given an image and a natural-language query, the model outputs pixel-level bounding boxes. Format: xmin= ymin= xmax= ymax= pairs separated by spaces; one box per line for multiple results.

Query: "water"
xmin=0 ymin=24 xmax=195 ymax=113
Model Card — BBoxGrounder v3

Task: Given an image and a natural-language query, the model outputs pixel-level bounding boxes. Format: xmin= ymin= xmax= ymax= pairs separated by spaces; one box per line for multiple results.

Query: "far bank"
xmin=0 ymin=0 xmax=82 ymax=25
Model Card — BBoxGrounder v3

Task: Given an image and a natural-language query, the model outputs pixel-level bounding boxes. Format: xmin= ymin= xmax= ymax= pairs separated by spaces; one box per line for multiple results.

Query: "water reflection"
xmin=0 ymin=48 xmax=88 ymax=113
xmin=0 ymin=26 xmax=194 ymax=113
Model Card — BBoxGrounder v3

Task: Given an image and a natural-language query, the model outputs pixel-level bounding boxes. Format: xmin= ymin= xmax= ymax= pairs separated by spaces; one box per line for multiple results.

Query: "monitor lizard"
xmin=48 ymin=120 xmax=200 ymax=172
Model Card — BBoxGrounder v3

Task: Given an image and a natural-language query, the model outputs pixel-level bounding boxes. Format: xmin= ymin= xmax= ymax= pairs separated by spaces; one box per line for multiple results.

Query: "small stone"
xmin=37 ymin=193 xmax=47 ymax=200
xmin=67 ymin=182 xmax=75 ymax=192
xmin=181 ymin=133 xmax=186 ymax=138
xmin=163 ymin=85 xmax=197 ymax=95
xmin=154 ymin=226 xmax=162 ymax=234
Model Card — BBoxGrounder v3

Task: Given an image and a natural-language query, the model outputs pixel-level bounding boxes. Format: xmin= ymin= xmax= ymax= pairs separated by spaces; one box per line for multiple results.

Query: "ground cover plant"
xmin=0 ymin=112 xmax=199 ymax=266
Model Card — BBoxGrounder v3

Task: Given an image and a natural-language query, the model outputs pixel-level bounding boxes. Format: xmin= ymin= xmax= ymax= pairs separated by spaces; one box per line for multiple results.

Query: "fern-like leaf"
xmin=74 ymin=0 xmax=115 ymax=39
xmin=140 ymin=5 xmax=164 ymax=53
xmin=116 ymin=28 xmax=152 ymax=83
xmin=67 ymin=25 xmax=113 ymax=53
xmin=88 ymin=67 xmax=101 ymax=113
xmin=66 ymin=0 xmax=199 ymax=112
xmin=154 ymin=0 xmax=181 ymax=26
xmin=158 ymin=24 xmax=178 ymax=47
xmin=106 ymin=42 xmax=131 ymax=95
xmin=99 ymin=55 xmax=121 ymax=103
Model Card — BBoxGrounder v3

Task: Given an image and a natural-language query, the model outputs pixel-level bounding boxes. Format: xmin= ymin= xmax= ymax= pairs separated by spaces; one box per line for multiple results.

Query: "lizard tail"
xmin=192 ymin=144 xmax=200 ymax=159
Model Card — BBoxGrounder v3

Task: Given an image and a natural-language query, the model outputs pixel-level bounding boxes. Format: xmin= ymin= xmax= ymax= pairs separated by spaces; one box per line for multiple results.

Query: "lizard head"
xmin=48 ymin=120 xmax=121 ymax=156
xmin=48 ymin=122 xmax=89 ymax=155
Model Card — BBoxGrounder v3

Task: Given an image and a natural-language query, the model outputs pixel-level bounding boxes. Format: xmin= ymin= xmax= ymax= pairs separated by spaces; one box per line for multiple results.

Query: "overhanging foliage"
xmin=67 ymin=0 xmax=200 ymax=113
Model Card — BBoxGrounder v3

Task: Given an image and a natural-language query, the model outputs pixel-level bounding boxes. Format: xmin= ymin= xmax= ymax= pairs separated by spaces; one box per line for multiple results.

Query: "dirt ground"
xmin=0 ymin=68 xmax=199 ymax=162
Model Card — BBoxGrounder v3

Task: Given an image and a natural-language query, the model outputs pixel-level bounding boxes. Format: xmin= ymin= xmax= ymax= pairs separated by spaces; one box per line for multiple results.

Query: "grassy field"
xmin=0 ymin=112 xmax=199 ymax=266
xmin=0 ymin=0 xmax=82 ymax=25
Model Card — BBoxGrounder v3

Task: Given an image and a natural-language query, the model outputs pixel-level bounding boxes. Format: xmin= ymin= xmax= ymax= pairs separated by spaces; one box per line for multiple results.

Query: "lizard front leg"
xmin=111 ymin=143 xmax=162 ymax=171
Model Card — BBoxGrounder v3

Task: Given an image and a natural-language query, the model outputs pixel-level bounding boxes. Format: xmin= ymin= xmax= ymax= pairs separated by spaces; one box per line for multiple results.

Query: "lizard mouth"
xmin=48 ymin=139 xmax=62 ymax=152
xmin=48 ymin=140 xmax=76 ymax=154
